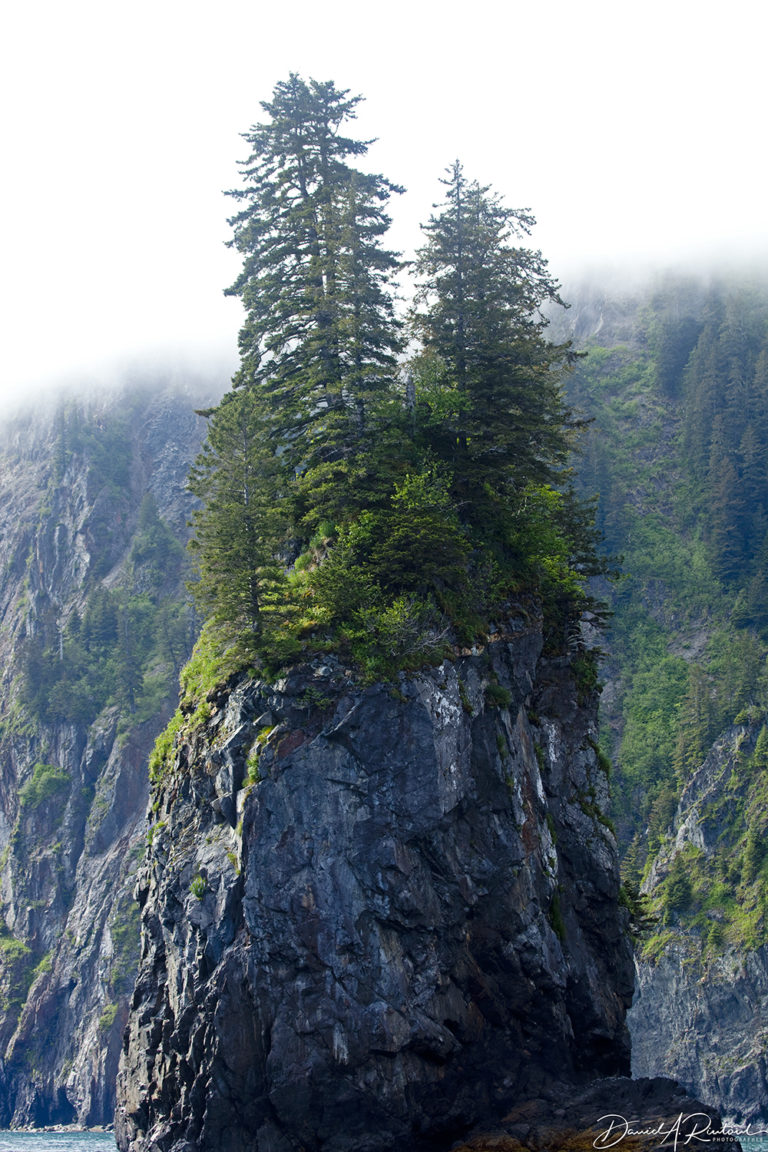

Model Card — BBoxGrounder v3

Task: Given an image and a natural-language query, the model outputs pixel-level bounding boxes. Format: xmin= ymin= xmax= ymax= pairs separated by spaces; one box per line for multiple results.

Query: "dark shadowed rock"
xmin=452 ymin=1076 xmax=741 ymax=1151
xmin=116 ymin=613 xmax=635 ymax=1151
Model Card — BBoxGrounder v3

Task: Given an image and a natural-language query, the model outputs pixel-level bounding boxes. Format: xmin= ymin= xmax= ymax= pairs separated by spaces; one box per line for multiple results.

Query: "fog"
xmin=2 ymin=0 xmax=767 ymax=403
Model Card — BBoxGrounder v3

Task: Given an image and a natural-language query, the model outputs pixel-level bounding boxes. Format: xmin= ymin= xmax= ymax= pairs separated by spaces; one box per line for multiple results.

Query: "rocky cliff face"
xmin=116 ymin=613 xmax=635 ymax=1151
xmin=0 ymin=383 xmax=212 ymax=1126
xmin=629 ymin=721 xmax=768 ymax=1125
xmin=632 ymin=942 xmax=768 ymax=1126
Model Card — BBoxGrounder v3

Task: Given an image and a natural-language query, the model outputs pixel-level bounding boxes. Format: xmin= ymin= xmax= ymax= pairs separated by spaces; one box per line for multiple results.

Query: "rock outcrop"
xmin=632 ymin=942 xmax=768 ymax=1127
xmin=117 ymin=612 xmax=635 ymax=1151
xmin=629 ymin=721 xmax=768 ymax=1125
xmin=0 ymin=382 xmax=214 ymax=1126
xmin=453 ymin=1075 xmax=741 ymax=1151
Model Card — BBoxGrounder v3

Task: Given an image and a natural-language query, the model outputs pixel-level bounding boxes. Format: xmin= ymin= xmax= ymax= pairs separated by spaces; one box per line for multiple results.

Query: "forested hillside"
xmin=566 ymin=277 xmax=768 ymax=857
xmin=562 ymin=274 xmax=768 ymax=1120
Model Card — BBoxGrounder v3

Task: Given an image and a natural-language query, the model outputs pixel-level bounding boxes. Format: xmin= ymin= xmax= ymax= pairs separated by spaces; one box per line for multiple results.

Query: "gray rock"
xmin=0 ymin=383 xmax=215 ymax=1126
xmin=116 ymin=617 xmax=634 ymax=1151
xmin=630 ymin=721 xmax=768 ymax=1126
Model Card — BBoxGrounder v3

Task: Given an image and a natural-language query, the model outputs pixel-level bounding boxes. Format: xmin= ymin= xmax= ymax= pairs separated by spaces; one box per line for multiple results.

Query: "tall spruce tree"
xmin=188 ymin=94 xmax=605 ymax=674
xmin=225 ymin=74 xmax=402 ymax=477
xmin=411 ymin=161 xmax=574 ymax=531
xmin=188 ymin=75 xmax=406 ymax=644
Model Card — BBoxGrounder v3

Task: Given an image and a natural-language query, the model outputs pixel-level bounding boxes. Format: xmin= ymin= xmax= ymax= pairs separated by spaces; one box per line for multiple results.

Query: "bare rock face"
xmin=0 ymin=382 xmax=214 ymax=1126
xmin=632 ymin=943 xmax=768 ymax=1127
xmin=629 ymin=721 xmax=768 ymax=1126
xmin=116 ymin=615 xmax=634 ymax=1151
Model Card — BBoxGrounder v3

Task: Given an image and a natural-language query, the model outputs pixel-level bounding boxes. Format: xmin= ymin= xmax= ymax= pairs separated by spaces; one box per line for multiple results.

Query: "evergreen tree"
xmin=187 ymin=89 xmax=606 ymax=678
xmin=225 ymin=74 xmax=402 ymax=476
xmin=188 ymin=390 xmax=286 ymax=646
xmin=189 ymin=75 xmax=408 ymax=651
xmin=653 ymin=314 xmax=702 ymax=397
xmin=672 ymin=665 xmax=714 ymax=784
xmin=411 ymin=160 xmax=574 ymax=530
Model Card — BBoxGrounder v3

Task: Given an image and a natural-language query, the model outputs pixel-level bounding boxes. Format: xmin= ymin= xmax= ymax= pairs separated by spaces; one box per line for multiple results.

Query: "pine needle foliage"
xmin=224 ymin=73 xmax=403 ymax=476
xmin=187 ymin=77 xmax=609 ymax=684
xmin=188 ymin=388 xmax=288 ymax=650
xmin=411 ymin=160 xmax=576 ymax=507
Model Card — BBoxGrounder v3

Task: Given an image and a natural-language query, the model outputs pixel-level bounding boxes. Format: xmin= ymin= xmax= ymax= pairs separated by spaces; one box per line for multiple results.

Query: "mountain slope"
xmin=560 ymin=272 xmax=768 ymax=1122
xmin=0 ymin=382 xmax=214 ymax=1126
xmin=629 ymin=719 xmax=768 ymax=1123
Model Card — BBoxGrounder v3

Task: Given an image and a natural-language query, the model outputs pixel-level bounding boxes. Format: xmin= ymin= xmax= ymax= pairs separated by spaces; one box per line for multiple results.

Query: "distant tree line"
xmin=567 ymin=276 xmax=768 ymax=870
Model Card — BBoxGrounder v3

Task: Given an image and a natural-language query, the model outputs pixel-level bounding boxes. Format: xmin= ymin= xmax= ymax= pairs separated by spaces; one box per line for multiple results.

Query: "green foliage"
xmin=411 ymin=160 xmax=573 ymax=505
xmin=183 ymin=75 xmax=609 ymax=693
xmin=545 ymin=811 xmax=558 ymax=844
xmin=32 ymin=952 xmax=52 ymax=981
xmin=108 ymin=891 xmax=141 ymax=996
xmin=129 ymin=494 xmax=184 ymax=592
xmin=149 ymin=618 xmax=258 ymax=784
xmin=577 ymin=786 xmax=616 ymax=835
xmin=587 ymin=736 xmax=612 ymax=777
xmin=98 ymin=1002 xmax=119 ymax=1032
xmin=640 ymin=928 xmax=677 ymax=964
xmin=0 ymin=927 xmax=35 ymax=1018
xmin=146 ymin=819 xmax=166 ymax=847
xmin=0 ymin=933 xmax=32 ymax=962
xmin=188 ymin=388 xmax=288 ymax=648
xmin=619 ymin=652 xmax=688 ymax=790
xmin=225 ymin=73 xmax=402 ymax=502
xmin=570 ymin=651 xmax=600 ymax=702
xmin=646 ymin=725 xmax=768 ymax=952
xmin=307 ymin=466 xmax=481 ymax=675
xmin=20 ymin=513 xmax=193 ymax=730
xmin=549 ymin=890 xmax=566 ymax=942
xmin=245 ymin=725 xmax=275 ymax=785
xmin=618 ymin=880 xmax=658 ymax=941
xmin=485 ymin=682 xmax=511 ymax=709
xmin=742 ymin=826 xmax=765 ymax=884
xmin=245 ymin=750 xmax=261 ymax=786
xmin=18 ymin=763 xmax=69 ymax=811
xmin=51 ymin=400 xmax=132 ymax=493
xmin=568 ymin=279 xmax=768 ymax=865
xmin=661 ymin=850 xmax=694 ymax=919
xmin=180 ymin=620 xmax=251 ymax=706
xmin=190 ymin=874 xmax=206 ymax=900
xmin=148 ymin=711 xmax=184 ymax=784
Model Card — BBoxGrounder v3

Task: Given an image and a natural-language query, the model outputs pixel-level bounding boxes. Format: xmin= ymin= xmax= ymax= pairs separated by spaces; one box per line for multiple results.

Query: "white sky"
xmin=2 ymin=0 xmax=767 ymax=399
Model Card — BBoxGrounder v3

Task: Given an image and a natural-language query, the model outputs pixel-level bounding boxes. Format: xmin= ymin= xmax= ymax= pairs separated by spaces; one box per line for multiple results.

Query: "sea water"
xmin=2 ymin=1130 xmax=768 ymax=1151
xmin=0 ymin=1135 xmax=114 ymax=1152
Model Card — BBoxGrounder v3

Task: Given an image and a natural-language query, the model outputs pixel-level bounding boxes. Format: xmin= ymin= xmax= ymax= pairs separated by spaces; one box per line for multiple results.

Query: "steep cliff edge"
xmin=629 ymin=720 xmax=768 ymax=1125
xmin=116 ymin=612 xmax=635 ymax=1151
xmin=550 ymin=278 xmax=768 ymax=1128
xmin=0 ymin=383 xmax=212 ymax=1126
